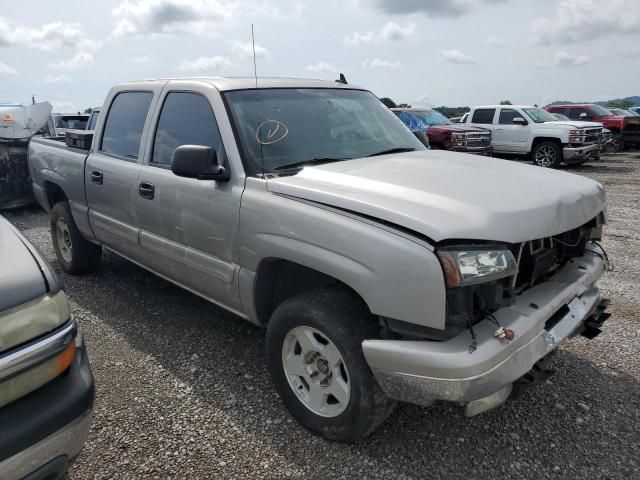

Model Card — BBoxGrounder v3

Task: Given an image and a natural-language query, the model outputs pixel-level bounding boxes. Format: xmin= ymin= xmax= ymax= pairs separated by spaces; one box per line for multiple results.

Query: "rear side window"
xmin=101 ymin=91 xmax=153 ymax=159
xmin=567 ymin=108 xmax=587 ymax=120
xmin=471 ymin=108 xmax=496 ymax=124
xmin=498 ymin=109 xmax=520 ymax=124
xmin=151 ymin=92 xmax=223 ymax=166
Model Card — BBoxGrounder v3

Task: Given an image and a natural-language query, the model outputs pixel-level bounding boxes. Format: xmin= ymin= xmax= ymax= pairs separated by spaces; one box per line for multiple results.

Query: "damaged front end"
xmin=363 ymin=214 xmax=610 ymax=416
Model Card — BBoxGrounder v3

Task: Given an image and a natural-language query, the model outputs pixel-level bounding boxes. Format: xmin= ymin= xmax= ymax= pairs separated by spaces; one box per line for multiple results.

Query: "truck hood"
xmin=0 ymin=216 xmax=47 ymax=312
xmin=545 ymin=120 xmax=603 ymax=129
xmin=267 ymin=150 xmax=605 ymax=244
xmin=427 ymin=124 xmax=490 ymax=134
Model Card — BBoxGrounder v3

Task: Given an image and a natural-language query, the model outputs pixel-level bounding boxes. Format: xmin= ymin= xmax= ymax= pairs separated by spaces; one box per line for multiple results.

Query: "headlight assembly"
xmin=451 ymin=132 xmax=465 ymax=146
xmin=437 ymin=246 xmax=518 ymax=288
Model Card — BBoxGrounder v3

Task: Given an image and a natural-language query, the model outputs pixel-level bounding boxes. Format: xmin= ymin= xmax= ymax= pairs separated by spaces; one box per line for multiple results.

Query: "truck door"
xmin=493 ymin=108 xmax=529 ymax=153
xmin=134 ymin=86 xmax=242 ymax=310
xmin=85 ymin=90 xmax=156 ymax=258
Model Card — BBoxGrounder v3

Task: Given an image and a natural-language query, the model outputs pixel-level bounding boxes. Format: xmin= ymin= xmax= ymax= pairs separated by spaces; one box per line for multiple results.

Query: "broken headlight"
xmin=437 ymin=246 xmax=518 ymax=288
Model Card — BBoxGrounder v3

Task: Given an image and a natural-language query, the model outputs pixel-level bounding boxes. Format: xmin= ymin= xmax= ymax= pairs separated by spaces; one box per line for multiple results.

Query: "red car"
xmin=546 ymin=104 xmax=640 ymax=150
xmin=392 ymin=108 xmax=492 ymax=155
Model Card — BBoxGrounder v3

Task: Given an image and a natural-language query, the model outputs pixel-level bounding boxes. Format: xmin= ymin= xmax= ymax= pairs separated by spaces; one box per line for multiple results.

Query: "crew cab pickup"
xmin=0 ymin=215 xmax=94 ymax=479
xmin=546 ymin=104 xmax=640 ymax=151
xmin=28 ymin=78 xmax=610 ymax=441
xmin=392 ymin=108 xmax=492 ymax=155
xmin=465 ymin=105 xmax=602 ymax=167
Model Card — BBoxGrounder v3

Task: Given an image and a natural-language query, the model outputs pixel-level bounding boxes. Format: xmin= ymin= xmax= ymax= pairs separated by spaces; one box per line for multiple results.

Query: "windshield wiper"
xmin=273 ymin=157 xmax=349 ymax=172
xmin=366 ymin=147 xmax=417 ymax=157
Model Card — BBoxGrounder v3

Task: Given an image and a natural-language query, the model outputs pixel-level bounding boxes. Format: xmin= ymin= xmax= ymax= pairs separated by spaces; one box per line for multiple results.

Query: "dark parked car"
xmin=0 ymin=215 xmax=94 ymax=480
xmin=392 ymin=108 xmax=492 ymax=154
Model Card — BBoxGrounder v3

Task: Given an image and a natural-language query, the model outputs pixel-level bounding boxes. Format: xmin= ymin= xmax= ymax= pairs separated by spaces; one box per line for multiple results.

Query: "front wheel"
xmin=51 ymin=201 xmax=102 ymax=274
xmin=265 ymin=287 xmax=395 ymax=442
xmin=532 ymin=141 xmax=562 ymax=168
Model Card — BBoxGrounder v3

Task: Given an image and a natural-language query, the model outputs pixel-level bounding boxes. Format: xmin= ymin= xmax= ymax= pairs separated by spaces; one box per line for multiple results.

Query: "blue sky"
xmin=1 ymin=0 xmax=639 ymax=112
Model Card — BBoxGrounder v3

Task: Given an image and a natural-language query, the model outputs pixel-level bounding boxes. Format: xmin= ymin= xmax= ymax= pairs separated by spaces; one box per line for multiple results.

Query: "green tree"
xmin=379 ymin=97 xmax=397 ymax=108
xmin=607 ymin=100 xmax=634 ymax=110
xmin=397 ymin=103 xmax=412 ymax=108
xmin=84 ymin=107 xmax=93 ymax=114
xmin=499 ymin=100 xmax=513 ymax=105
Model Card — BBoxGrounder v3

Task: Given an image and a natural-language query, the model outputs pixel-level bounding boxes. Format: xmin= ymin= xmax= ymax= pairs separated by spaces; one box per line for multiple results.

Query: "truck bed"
xmin=28 ymin=136 xmax=90 ymax=213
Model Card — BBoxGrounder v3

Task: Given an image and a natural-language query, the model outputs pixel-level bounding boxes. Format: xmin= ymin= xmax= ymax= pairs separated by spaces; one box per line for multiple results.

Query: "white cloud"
xmin=0 ymin=61 xmax=18 ymax=74
xmin=535 ymin=51 xmax=590 ymax=68
xmin=112 ymin=0 xmax=232 ymax=36
xmin=370 ymin=0 xmax=509 ymax=18
xmin=531 ymin=0 xmax=640 ymax=44
xmin=344 ymin=31 xmax=375 ymax=46
xmin=438 ymin=49 xmax=476 ymax=64
xmin=345 ymin=21 xmax=415 ymax=46
xmin=486 ymin=35 xmax=503 ymax=47
xmin=49 ymin=51 xmax=95 ymax=71
xmin=305 ymin=61 xmax=338 ymax=73
xmin=362 ymin=58 xmax=400 ymax=70
xmin=0 ymin=17 xmax=94 ymax=51
xmin=128 ymin=54 xmax=156 ymax=63
xmin=44 ymin=74 xmax=72 ymax=83
xmin=230 ymin=40 xmax=269 ymax=59
xmin=179 ymin=56 xmax=232 ymax=72
xmin=413 ymin=94 xmax=435 ymax=107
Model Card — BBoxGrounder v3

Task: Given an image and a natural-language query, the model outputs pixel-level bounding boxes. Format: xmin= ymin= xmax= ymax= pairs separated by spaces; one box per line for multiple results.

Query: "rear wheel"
xmin=51 ymin=201 xmax=102 ymax=274
xmin=610 ymin=134 xmax=624 ymax=152
xmin=532 ymin=141 xmax=562 ymax=168
xmin=265 ymin=287 xmax=395 ymax=442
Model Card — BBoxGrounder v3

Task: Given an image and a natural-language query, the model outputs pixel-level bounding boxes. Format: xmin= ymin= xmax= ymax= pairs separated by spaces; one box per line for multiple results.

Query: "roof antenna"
xmin=251 ymin=24 xmax=265 ymax=178
xmin=336 ymin=73 xmax=348 ymax=84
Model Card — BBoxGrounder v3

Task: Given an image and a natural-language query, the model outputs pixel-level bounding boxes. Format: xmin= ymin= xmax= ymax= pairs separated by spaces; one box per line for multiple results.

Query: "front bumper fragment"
xmin=563 ymin=143 xmax=599 ymax=163
xmin=362 ymin=248 xmax=607 ymax=410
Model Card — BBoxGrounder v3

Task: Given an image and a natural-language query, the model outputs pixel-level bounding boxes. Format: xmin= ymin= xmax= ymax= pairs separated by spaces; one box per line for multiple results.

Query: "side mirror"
xmin=170 ymin=145 xmax=230 ymax=181
xmin=513 ymin=117 xmax=528 ymax=125
xmin=412 ymin=130 xmax=430 ymax=148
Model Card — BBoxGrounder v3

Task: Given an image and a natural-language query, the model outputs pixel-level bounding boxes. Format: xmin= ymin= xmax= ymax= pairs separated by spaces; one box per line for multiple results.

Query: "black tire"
xmin=532 ymin=141 xmax=562 ymax=168
xmin=265 ymin=287 xmax=395 ymax=442
xmin=51 ymin=201 xmax=102 ymax=274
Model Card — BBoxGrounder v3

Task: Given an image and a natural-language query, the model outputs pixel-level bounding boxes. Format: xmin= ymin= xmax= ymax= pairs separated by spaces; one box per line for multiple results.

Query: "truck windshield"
xmin=224 ymin=88 xmax=425 ymax=174
xmin=522 ymin=108 xmax=558 ymax=123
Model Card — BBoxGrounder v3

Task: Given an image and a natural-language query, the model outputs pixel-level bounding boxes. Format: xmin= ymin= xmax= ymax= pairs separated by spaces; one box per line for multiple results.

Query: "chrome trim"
xmin=0 ymin=320 xmax=76 ymax=383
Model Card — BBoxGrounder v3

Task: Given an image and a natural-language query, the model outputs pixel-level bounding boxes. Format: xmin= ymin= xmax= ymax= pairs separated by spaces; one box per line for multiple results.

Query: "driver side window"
xmin=151 ymin=92 xmax=223 ymax=167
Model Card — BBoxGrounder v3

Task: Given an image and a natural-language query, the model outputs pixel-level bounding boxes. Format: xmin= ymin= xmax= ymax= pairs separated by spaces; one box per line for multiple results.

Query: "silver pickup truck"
xmin=28 ymin=77 xmax=610 ymax=441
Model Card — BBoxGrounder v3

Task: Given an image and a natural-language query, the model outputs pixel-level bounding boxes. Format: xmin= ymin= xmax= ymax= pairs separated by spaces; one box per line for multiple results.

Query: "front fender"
xmin=239 ymin=179 xmax=447 ymax=329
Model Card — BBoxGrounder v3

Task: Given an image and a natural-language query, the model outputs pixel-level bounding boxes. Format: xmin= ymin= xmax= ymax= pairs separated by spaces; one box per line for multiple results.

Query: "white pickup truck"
xmin=464 ymin=105 xmax=602 ymax=167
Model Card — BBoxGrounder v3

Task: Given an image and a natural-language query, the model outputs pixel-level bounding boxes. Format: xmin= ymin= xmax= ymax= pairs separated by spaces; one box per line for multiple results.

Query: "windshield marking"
xmin=256 ymin=119 xmax=289 ymax=145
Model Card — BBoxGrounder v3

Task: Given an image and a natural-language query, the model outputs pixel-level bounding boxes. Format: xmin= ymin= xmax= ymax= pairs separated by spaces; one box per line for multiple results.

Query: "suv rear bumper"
xmin=363 ymin=248 xmax=607 ymax=414
xmin=563 ymin=143 xmax=599 ymax=163
xmin=0 ymin=333 xmax=94 ymax=480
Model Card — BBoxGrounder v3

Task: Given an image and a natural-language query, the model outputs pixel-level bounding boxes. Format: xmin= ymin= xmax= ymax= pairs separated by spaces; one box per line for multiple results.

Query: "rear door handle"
xmin=138 ymin=182 xmax=155 ymax=200
xmin=90 ymin=171 xmax=103 ymax=185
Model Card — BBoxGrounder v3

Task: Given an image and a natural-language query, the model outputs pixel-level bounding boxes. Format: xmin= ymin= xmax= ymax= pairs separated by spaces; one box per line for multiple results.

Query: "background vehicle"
xmin=546 ymin=104 xmax=640 ymax=151
xmin=0 ymin=215 xmax=94 ymax=480
xmin=86 ymin=108 xmax=101 ymax=131
xmin=550 ymin=113 xmax=613 ymax=154
xmin=29 ymin=77 xmax=609 ymax=441
xmin=51 ymin=114 xmax=89 ymax=136
xmin=465 ymin=105 xmax=602 ymax=167
xmin=0 ymin=102 xmax=53 ymax=209
xmin=392 ymin=108 xmax=492 ymax=154
xmin=607 ymin=108 xmax=639 ymax=117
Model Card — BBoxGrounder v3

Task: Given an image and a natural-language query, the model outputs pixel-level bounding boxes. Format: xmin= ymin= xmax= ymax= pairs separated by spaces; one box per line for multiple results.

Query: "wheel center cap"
xmin=317 ymin=358 xmax=329 ymax=375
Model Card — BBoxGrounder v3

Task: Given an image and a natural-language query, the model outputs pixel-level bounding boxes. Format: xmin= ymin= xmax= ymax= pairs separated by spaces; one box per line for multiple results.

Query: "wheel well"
xmin=44 ymin=182 xmax=67 ymax=209
xmin=254 ymin=259 xmax=366 ymax=325
xmin=532 ymin=137 xmax=562 ymax=149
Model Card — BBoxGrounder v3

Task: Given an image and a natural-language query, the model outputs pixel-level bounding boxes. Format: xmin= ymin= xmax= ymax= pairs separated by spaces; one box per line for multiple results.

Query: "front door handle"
xmin=139 ymin=182 xmax=155 ymax=200
xmin=90 ymin=171 xmax=103 ymax=185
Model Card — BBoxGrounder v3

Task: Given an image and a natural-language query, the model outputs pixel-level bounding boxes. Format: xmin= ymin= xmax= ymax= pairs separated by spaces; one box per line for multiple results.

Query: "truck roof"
xmin=118 ymin=77 xmax=364 ymax=92
xmin=471 ymin=105 xmax=539 ymax=109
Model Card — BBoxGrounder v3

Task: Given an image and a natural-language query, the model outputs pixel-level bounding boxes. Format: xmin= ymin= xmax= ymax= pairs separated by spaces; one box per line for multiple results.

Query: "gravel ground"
xmin=4 ymin=152 xmax=640 ymax=480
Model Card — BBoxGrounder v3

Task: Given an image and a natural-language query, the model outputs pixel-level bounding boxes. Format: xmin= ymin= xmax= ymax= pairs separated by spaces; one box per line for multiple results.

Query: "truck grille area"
xmin=511 ymin=222 xmax=593 ymax=293
xmin=465 ymin=133 xmax=492 ymax=148
xmin=583 ymin=128 xmax=602 ymax=144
